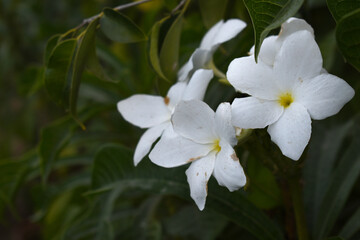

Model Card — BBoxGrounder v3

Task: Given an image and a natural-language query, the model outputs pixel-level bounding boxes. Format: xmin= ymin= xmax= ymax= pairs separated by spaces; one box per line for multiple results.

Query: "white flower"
xmin=178 ymin=19 xmax=246 ymax=82
xmin=149 ymin=100 xmax=246 ymax=210
xmin=117 ymin=69 xmax=213 ymax=166
xmin=249 ymin=17 xmax=314 ymax=66
xmin=227 ymin=30 xmax=354 ymax=160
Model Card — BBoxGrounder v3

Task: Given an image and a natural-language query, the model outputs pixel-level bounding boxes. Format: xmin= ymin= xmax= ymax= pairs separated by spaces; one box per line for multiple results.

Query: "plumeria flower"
xmin=178 ymin=19 xmax=246 ymax=82
xmin=227 ymin=30 xmax=354 ymax=160
xmin=117 ymin=69 xmax=213 ymax=166
xmin=149 ymin=100 xmax=246 ymax=210
xmin=249 ymin=17 xmax=314 ymax=66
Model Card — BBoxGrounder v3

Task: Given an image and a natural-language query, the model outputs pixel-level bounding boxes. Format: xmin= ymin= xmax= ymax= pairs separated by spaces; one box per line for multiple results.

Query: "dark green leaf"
xmin=245 ymin=155 xmax=282 ymax=209
xmin=327 ymin=0 xmax=360 ymax=22
xmin=339 ymin=207 xmax=360 ymax=239
xmin=198 ymin=0 xmax=228 ymax=28
xmin=100 ymin=8 xmax=147 ymax=43
xmin=39 ymin=116 xmax=78 ymax=182
xmin=0 ymin=151 xmax=38 ymax=217
xmin=149 ymin=16 xmax=169 ymax=81
xmin=336 ymin=9 xmax=360 ymax=72
xmin=92 ymin=144 xmax=284 ymax=240
xmin=164 ymin=205 xmax=227 ymax=239
xmin=159 ymin=1 xmax=190 ymax=82
xmin=44 ymin=39 xmax=77 ymax=106
xmin=315 ymin=137 xmax=360 ymax=240
xmin=70 ymin=18 xmax=99 ymax=123
xmin=304 ymin=121 xmax=353 ymax=232
xmin=326 ymin=237 xmax=344 ymax=240
xmin=39 ymin=105 xmax=108 ymax=182
xmin=244 ymin=0 xmax=304 ymax=61
xmin=159 ymin=13 xmax=183 ymax=81
xmin=44 ymin=34 xmax=61 ymax=65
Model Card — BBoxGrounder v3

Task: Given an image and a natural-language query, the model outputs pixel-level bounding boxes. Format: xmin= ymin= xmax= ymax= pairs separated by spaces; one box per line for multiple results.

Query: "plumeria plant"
xmin=1 ymin=0 xmax=360 ymax=240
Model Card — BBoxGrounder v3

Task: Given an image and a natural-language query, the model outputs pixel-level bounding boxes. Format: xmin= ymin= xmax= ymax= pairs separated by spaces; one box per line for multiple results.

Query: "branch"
xmin=76 ymin=0 xmax=153 ymax=29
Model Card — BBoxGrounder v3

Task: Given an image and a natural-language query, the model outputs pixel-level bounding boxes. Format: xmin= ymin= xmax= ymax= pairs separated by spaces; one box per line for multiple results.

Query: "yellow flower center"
xmin=213 ymin=139 xmax=221 ymax=153
xmin=278 ymin=92 xmax=294 ymax=108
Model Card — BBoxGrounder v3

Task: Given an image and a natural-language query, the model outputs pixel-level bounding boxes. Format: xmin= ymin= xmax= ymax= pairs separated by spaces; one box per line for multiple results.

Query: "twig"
xmin=171 ymin=0 xmax=187 ymax=14
xmin=76 ymin=0 xmax=153 ymax=29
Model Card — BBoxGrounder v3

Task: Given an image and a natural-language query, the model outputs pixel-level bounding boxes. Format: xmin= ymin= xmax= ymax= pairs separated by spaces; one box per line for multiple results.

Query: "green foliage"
xmin=327 ymin=0 xmax=360 ymax=71
xmin=198 ymin=0 xmax=228 ymax=29
xmin=100 ymin=8 xmax=147 ymax=43
xmin=244 ymin=0 xmax=304 ymax=61
xmin=1 ymin=0 xmax=360 ymax=239
xmin=44 ymin=39 xmax=77 ymax=107
xmin=91 ymin=144 xmax=284 ymax=240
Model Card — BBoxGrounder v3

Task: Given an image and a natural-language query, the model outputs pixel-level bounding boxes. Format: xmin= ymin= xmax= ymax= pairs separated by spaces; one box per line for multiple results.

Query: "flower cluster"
xmin=117 ymin=18 xmax=354 ymax=210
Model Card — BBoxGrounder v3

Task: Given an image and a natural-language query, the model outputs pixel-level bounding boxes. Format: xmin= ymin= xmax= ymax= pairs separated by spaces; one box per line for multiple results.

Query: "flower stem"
xmin=289 ymin=177 xmax=309 ymax=240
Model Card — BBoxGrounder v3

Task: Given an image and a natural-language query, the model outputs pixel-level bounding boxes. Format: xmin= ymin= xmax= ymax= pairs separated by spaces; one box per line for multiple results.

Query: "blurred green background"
xmin=1 ymin=0 xmax=360 ymax=239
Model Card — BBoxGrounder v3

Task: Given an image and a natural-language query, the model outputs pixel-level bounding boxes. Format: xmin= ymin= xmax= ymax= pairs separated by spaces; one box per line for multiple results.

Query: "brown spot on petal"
xmin=196 ymin=172 xmax=199 ymax=176
xmin=205 ymin=172 xmax=207 ymax=177
xmin=231 ymin=152 xmax=239 ymax=161
xmin=164 ymin=96 xmax=170 ymax=105
xmin=187 ymin=156 xmax=201 ymax=163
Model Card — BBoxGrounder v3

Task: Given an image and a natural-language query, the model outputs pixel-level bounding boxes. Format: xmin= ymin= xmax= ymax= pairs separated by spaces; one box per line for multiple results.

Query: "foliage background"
xmin=0 ymin=0 xmax=360 ymax=239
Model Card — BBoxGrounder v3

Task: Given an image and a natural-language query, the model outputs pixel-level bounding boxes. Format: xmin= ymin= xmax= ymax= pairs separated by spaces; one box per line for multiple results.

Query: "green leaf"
xmin=304 ymin=120 xmax=353 ymax=232
xmin=326 ymin=237 xmax=344 ymax=240
xmin=44 ymin=34 xmax=61 ymax=65
xmin=245 ymin=155 xmax=282 ymax=209
xmin=39 ymin=116 xmax=78 ymax=182
xmin=336 ymin=9 xmax=360 ymax=72
xmin=339 ymin=207 xmax=360 ymax=239
xmin=70 ymin=18 xmax=99 ymax=123
xmin=0 ymin=151 xmax=38 ymax=217
xmin=315 ymin=136 xmax=360 ymax=240
xmin=198 ymin=0 xmax=228 ymax=28
xmin=244 ymin=0 xmax=304 ymax=61
xmin=92 ymin=144 xmax=284 ymax=240
xmin=159 ymin=12 xmax=183 ymax=82
xmin=44 ymin=39 xmax=77 ymax=106
xmin=164 ymin=205 xmax=227 ymax=239
xmin=327 ymin=0 xmax=360 ymax=22
xmin=39 ymin=105 xmax=108 ymax=182
xmin=100 ymin=8 xmax=147 ymax=43
xmin=149 ymin=16 xmax=169 ymax=81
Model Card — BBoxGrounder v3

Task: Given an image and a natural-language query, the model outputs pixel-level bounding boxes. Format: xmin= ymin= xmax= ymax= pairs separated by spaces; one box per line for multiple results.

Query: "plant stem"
xmin=289 ymin=177 xmax=309 ymax=240
xmin=76 ymin=0 xmax=153 ymax=29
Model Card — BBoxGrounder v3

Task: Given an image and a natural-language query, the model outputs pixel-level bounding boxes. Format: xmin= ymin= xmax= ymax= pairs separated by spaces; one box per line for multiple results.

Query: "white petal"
xmin=231 ymin=97 xmax=283 ymax=129
xmin=200 ymin=20 xmax=224 ymax=50
xmin=214 ymin=103 xmax=237 ymax=146
xmin=227 ymin=56 xmax=279 ymax=100
xmin=166 ymin=82 xmax=187 ymax=109
xmin=134 ymin=122 xmax=169 ymax=166
xmin=186 ymin=152 xmax=216 ymax=210
xmin=207 ymin=19 xmax=246 ymax=50
xmin=192 ymin=48 xmax=212 ymax=69
xmin=182 ymin=69 xmax=213 ymax=101
xmin=279 ymin=18 xmax=314 ymax=41
xmin=294 ymin=73 xmax=355 ymax=120
xmin=274 ymin=31 xmax=322 ymax=90
xmin=172 ymin=100 xmax=216 ymax=144
xmin=117 ymin=95 xmax=171 ymax=128
xmin=178 ymin=57 xmax=194 ymax=82
xmin=149 ymin=135 xmax=212 ymax=168
xmin=267 ymin=102 xmax=311 ymax=160
xmin=258 ymin=36 xmax=279 ymax=66
xmin=213 ymin=140 xmax=246 ymax=191
xmin=249 ymin=36 xmax=278 ymax=66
